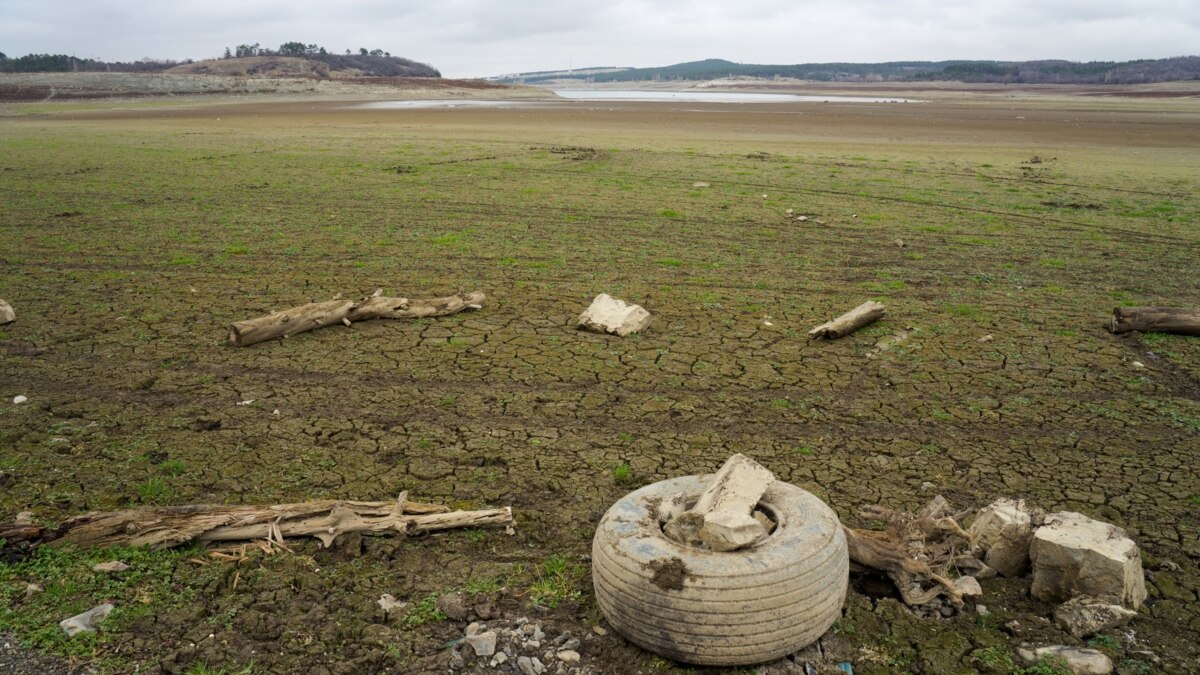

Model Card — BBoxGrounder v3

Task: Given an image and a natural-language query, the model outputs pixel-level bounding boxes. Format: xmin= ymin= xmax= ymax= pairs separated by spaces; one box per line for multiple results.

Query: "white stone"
xmin=700 ymin=510 xmax=766 ymax=552
xmin=577 ymin=294 xmax=652 ymax=337
xmin=465 ymin=630 xmax=497 ymax=657
xmin=1018 ymin=646 xmax=1112 ymax=674
xmin=1053 ymin=595 xmax=1138 ymax=638
xmin=12 ymin=395 xmax=27 ymax=405
xmin=0 ymin=299 xmax=14 ymax=325
xmin=970 ymin=498 xmax=1034 ymax=577
xmin=954 ymin=576 xmax=983 ymax=597
xmin=60 ymin=603 xmax=114 ymax=636
xmin=92 ymin=561 xmax=130 ymax=573
xmin=1031 ymin=511 xmax=1146 ymax=609
xmin=557 ymin=649 xmax=580 ymax=663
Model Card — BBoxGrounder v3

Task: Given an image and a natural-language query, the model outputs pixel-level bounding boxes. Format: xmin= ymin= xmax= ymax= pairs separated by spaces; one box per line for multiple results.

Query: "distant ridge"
xmin=494 ymin=56 xmax=1200 ymax=85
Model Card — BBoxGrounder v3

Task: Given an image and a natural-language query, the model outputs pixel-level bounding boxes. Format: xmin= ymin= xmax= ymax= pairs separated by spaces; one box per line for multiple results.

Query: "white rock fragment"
xmin=0 ymin=299 xmax=14 ymax=324
xmin=1053 ymin=595 xmax=1138 ymax=638
xmin=92 ymin=561 xmax=130 ymax=573
xmin=1017 ymin=645 xmax=1112 ymax=674
xmin=60 ymin=603 xmax=114 ymax=636
xmin=12 ymin=395 xmax=27 ymax=405
xmin=236 ymin=399 xmax=254 ymax=406
xmin=970 ymin=498 xmax=1034 ymax=577
xmin=465 ymin=630 xmax=498 ymax=657
xmin=1131 ymin=361 xmax=1145 ymax=369
xmin=797 ymin=215 xmax=808 ymax=222
xmin=700 ymin=510 xmax=766 ymax=552
xmin=692 ymin=181 xmax=710 ymax=188
xmin=577 ymin=294 xmax=652 ymax=337
xmin=954 ymin=576 xmax=983 ymax=597
xmin=557 ymin=649 xmax=580 ymax=663
xmin=1031 ymin=511 xmax=1146 ymax=609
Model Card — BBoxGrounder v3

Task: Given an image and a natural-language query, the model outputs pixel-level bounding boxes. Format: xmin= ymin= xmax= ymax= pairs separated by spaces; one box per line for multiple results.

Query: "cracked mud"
xmin=0 ymin=91 xmax=1198 ymax=673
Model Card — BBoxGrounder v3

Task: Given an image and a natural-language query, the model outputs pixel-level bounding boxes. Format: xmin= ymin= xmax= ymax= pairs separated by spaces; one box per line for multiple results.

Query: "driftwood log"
xmin=1108 ymin=306 xmax=1200 ymax=336
xmin=0 ymin=497 xmax=512 ymax=551
xmin=809 ymin=301 xmax=885 ymax=339
xmin=0 ymin=299 xmax=13 ymax=325
xmin=229 ymin=289 xmax=486 ymax=347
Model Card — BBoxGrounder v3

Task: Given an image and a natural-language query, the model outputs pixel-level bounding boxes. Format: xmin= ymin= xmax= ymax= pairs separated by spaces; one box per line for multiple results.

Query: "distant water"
xmin=358 ymin=100 xmax=523 ymax=109
xmin=551 ymin=90 xmax=919 ymax=103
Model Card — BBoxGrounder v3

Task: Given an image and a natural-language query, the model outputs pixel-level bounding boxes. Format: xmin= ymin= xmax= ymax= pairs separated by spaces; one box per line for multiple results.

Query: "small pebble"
xmin=977 ymin=604 xmax=990 ymax=616
xmin=1132 ymin=361 xmax=1145 ymax=369
xmin=12 ymin=395 xmax=27 ymax=405
xmin=592 ymin=625 xmax=607 ymax=636
xmin=557 ymin=649 xmax=580 ymax=664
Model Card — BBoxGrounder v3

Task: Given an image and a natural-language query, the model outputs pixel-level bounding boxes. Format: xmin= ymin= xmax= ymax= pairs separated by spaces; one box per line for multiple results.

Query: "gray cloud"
xmin=1 ymin=0 xmax=1195 ymax=77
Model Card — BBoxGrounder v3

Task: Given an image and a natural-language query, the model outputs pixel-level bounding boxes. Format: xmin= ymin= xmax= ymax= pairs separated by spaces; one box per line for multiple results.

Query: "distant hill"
xmin=171 ymin=54 xmax=439 ymax=79
xmin=495 ymin=56 xmax=1200 ymax=85
xmin=0 ymin=48 xmax=440 ymax=78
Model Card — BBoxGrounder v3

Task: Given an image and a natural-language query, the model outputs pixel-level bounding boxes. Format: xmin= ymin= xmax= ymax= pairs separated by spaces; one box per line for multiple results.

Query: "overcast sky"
xmin=2 ymin=0 xmax=1197 ymax=78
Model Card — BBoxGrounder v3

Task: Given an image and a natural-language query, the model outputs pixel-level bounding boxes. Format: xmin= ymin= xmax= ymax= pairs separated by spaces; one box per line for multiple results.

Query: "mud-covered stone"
xmin=1053 ymin=595 xmax=1137 ymax=638
xmin=1030 ymin=511 xmax=1146 ymax=609
xmin=465 ymin=630 xmax=497 ymax=657
xmin=699 ymin=510 xmax=765 ymax=551
xmin=1017 ymin=645 xmax=1112 ymax=674
xmin=577 ymin=294 xmax=651 ymax=337
xmin=969 ymin=498 xmax=1033 ymax=577
xmin=436 ymin=592 xmax=469 ymax=621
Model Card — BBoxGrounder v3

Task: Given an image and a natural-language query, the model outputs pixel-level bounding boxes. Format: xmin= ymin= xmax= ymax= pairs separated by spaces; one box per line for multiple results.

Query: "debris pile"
xmin=448 ymin=617 xmax=599 ymax=674
xmin=662 ymin=453 xmax=775 ymax=551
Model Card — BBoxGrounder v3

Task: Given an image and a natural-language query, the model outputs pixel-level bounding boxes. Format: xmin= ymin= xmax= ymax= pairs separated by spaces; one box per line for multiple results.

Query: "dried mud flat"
xmin=0 ymin=90 xmax=1199 ymax=673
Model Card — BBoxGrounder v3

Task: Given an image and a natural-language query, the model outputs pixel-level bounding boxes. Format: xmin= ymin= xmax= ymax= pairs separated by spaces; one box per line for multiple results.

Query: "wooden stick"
xmin=0 ymin=498 xmax=513 ymax=551
xmin=229 ymin=290 xmax=486 ymax=347
xmin=808 ymin=301 xmax=885 ymax=339
xmin=1108 ymin=306 xmax=1200 ymax=336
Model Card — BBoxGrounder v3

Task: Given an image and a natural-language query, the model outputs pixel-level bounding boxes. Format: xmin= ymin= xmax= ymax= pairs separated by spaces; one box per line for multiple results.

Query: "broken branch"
xmin=0 ymin=498 xmax=513 ymax=551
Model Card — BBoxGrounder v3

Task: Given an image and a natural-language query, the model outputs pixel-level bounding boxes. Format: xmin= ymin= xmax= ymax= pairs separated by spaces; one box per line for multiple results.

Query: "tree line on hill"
xmin=499 ymin=56 xmax=1200 ymax=85
xmin=0 ymin=43 xmax=439 ymax=78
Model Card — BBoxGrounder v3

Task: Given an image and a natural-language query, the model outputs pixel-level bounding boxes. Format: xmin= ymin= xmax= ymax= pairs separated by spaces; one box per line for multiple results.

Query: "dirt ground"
xmin=0 ymin=87 xmax=1198 ymax=674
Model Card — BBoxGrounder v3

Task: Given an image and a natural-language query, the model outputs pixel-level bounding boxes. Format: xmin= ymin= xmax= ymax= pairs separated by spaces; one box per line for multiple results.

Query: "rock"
xmin=518 ymin=655 xmax=546 ymax=675
xmin=977 ymin=334 xmax=994 ymax=343
xmin=577 ymin=294 xmax=652 ymax=337
xmin=1017 ymin=645 xmax=1112 ymax=674
xmin=692 ymin=181 xmax=710 ymax=188
xmin=976 ymin=604 xmax=990 ymax=616
xmin=12 ymin=395 xmax=27 ymax=405
xmin=700 ymin=510 xmax=766 ymax=551
xmin=24 ymin=583 xmax=43 ymax=599
xmin=954 ymin=576 xmax=983 ymax=596
xmin=1031 ymin=511 xmax=1146 ymax=609
xmin=448 ymin=648 xmax=465 ymax=670
xmin=0 ymin=299 xmax=14 ymax=324
xmin=465 ymin=630 xmax=497 ymax=657
xmin=970 ymin=498 xmax=1034 ymax=577
xmin=797 ymin=215 xmax=808 ymax=221
xmin=894 ymin=238 xmax=906 ymax=247
xmin=561 ymin=638 xmax=581 ymax=652
xmin=557 ymin=649 xmax=580 ymax=663
xmin=491 ymin=652 xmax=508 ymax=667
xmin=92 ymin=561 xmax=130 ymax=573
xmin=591 ymin=625 xmax=607 ymax=636
xmin=473 ymin=600 xmax=495 ymax=620
xmin=1053 ymin=595 xmax=1138 ymax=638
xmin=60 ymin=603 xmax=114 ymax=636
xmin=436 ymin=592 xmax=469 ymax=621
xmin=465 ymin=621 xmax=486 ymax=637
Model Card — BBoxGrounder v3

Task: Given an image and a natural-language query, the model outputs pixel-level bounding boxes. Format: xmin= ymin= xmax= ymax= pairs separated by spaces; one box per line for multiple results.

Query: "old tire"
xmin=592 ymin=475 xmax=848 ymax=666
